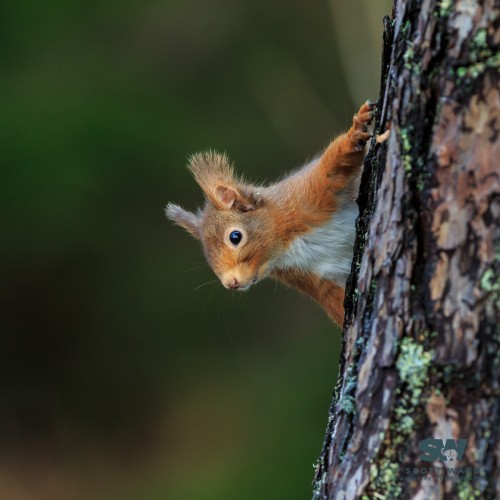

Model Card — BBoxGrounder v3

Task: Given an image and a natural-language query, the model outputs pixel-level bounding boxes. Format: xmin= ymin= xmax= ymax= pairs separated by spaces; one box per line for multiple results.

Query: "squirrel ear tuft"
xmin=188 ymin=151 xmax=234 ymax=197
xmin=188 ymin=152 xmax=246 ymax=210
xmin=187 ymin=151 xmax=260 ymax=211
xmin=165 ymin=203 xmax=201 ymax=239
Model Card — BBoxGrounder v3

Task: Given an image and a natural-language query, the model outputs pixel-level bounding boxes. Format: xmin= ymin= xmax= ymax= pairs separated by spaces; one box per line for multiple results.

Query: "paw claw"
xmin=353 ymin=100 xmax=376 ymax=130
xmin=346 ymin=101 xmax=377 ymax=151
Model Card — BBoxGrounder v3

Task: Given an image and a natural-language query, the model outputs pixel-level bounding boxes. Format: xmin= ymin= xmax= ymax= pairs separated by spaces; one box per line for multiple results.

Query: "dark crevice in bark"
xmin=312 ymin=10 xmax=395 ymax=498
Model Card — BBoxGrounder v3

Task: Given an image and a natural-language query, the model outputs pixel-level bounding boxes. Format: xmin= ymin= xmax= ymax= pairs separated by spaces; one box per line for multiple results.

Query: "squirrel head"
xmin=166 ymin=152 xmax=281 ymax=290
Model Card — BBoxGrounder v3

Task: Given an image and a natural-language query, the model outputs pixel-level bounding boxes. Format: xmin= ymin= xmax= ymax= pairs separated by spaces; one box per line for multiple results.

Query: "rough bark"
xmin=313 ymin=1 xmax=499 ymax=498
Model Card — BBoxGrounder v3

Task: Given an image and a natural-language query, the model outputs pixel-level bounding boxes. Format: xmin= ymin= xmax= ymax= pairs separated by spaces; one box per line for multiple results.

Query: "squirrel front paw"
xmin=350 ymin=100 xmax=376 ymax=151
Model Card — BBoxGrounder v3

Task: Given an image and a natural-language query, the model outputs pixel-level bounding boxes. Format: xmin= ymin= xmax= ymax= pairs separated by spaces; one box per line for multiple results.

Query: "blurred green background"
xmin=0 ymin=1 xmax=390 ymax=498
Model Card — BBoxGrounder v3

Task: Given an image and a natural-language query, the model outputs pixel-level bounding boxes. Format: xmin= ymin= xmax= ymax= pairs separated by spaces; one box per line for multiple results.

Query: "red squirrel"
xmin=166 ymin=101 xmax=374 ymax=326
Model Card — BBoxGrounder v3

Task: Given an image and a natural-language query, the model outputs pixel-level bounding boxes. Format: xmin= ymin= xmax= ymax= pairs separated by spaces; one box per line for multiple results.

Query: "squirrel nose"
xmin=227 ymin=277 xmax=240 ymax=289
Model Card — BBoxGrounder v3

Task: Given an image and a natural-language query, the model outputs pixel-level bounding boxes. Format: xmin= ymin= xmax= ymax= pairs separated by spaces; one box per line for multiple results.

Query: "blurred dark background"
xmin=0 ymin=1 xmax=390 ymax=498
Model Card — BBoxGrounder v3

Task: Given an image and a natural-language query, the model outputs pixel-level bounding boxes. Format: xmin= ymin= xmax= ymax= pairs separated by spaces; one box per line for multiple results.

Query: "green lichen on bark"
xmin=367 ymin=338 xmax=433 ymax=498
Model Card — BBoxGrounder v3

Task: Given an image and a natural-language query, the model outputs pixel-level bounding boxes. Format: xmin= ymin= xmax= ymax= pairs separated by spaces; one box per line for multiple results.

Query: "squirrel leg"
xmin=318 ymin=100 xmax=375 ymax=192
xmin=272 ymin=268 xmax=346 ymax=326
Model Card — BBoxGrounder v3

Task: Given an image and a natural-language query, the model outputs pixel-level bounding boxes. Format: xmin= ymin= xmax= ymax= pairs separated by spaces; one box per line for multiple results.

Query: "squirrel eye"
xmin=229 ymin=230 xmax=243 ymax=246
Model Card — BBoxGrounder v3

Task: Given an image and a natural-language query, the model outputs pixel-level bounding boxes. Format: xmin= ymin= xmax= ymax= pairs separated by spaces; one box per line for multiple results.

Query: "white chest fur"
xmin=271 ymin=201 xmax=358 ymax=285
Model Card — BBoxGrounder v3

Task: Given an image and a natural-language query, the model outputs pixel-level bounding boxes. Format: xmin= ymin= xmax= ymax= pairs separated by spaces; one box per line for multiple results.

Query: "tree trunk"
xmin=313 ymin=1 xmax=499 ymax=498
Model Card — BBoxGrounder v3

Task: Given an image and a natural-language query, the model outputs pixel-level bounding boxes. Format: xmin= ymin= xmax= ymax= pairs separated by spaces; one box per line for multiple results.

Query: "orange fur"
xmin=271 ymin=268 xmax=345 ymax=325
xmin=166 ymin=101 xmax=374 ymax=326
xmin=266 ymin=101 xmax=373 ymax=243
